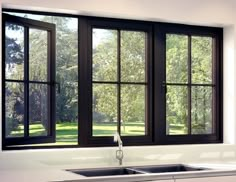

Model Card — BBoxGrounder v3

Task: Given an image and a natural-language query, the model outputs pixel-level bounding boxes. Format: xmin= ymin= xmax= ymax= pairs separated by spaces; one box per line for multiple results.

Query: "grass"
xmin=9 ymin=122 xmax=185 ymax=145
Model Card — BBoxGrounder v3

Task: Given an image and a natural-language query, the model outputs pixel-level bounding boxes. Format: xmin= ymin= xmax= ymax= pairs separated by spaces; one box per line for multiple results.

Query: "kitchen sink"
xmin=132 ymin=164 xmax=207 ymax=173
xmin=67 ymin=164 xmax=208 ymax=177
xmin=67 ymin=167 xmax=146 ymax=177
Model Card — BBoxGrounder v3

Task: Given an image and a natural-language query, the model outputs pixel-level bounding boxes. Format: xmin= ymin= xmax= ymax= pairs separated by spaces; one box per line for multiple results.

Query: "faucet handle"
xmin=116 ymin=149 xmax=124 ymax=159
xmin=116 ymin=149 xmax=124 ymax=165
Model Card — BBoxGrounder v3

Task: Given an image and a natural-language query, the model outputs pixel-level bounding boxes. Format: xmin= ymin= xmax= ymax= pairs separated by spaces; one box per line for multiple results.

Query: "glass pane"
xmin=121 ymin=85 xmax=146 ymax=136
xmin=121 ymin=31 xmax=146 ymax=82
xmin=93 ymin=84 xmax=117 ymax=136
xmin=5 ymin=23 xmax=24 ymax=80
xmin=166 ymin=34 xmax=188 ymax=83
xmin=5 ymin=82 xmax=24 ymax=137
xmin=54 ymin=17 xmax=78 ymax=145
xmin=192 ymin=36 xmax=212 ymax=84
xmin=5 ymin=12 xmax=79 ymax=146
xmin=191 ymin=86 xmax=213 ymax=134
xmin=29 ymin=84 xmax=48 ymax=136
xmin=93 ymin=28 xmax=117 ymax=81
xmin=29 ymin=29 xmax=48 ymax=81
xmin=166 ymin=86 xmax=188 ymax=135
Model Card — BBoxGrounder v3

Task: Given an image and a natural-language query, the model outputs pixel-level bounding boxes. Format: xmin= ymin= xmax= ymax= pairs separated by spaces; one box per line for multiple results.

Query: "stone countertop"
xmin=2 ymin=162 xmax=236 ymax=182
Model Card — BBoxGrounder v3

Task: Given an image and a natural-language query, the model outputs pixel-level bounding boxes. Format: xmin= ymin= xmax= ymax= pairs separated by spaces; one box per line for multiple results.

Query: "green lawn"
xmin=10 ymin=122 xmax=146 ymax=145
xmin=9 ymin=122 xmax=185 ymax=145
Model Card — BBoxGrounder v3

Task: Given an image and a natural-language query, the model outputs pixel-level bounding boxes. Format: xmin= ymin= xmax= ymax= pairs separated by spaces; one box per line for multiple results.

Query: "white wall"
xmin=1 ymin=0 xmax=236 ymax=168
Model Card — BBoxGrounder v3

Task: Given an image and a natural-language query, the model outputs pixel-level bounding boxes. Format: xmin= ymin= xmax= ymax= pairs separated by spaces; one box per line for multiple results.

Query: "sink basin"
xmin=132 ymin=164 xmax=207 ymax=173
xmin=68 ymin=167 xmax=145 ymax=177
xmin=67 ymin=164 xmax=208 ymax=177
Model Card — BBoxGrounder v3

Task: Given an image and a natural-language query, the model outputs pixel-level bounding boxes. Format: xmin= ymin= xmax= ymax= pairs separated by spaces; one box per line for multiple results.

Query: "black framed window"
xmin=78 ymin=19 xmax=153 ymax=146
xmin=155 ymin=24 xmax=223 ymax=144
xmin=2 ymin=10 xmax=79 ymax=149
xmin=3 ymin=13 xmax=56 ymax=146
xmin=2 ymin=10 xmax=223 ymax=149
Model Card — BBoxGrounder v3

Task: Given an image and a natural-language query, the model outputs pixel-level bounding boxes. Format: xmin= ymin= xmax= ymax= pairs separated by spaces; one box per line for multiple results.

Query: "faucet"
xmin=113 ymin=132 xmax=123 ymax=166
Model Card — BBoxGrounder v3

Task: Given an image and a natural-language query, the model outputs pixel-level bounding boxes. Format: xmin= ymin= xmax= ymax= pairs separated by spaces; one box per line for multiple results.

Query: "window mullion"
xmin=24 ymin=26 xmax=29 ymax=137
xmin=187 ymin=35 xmax=192 ymax=135
xmin=117 ymin=29 xmax=121 ymax=134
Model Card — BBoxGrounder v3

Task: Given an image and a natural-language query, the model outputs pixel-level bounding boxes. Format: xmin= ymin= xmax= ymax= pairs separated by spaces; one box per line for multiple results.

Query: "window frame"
xmin=154 ymin=23 xmax=223 ymax=144
xmin=2 ymin=13 xmax=56 ymax=147
xmin=79 ymin=17 xmax=154 ymax=147
xmin=1 ymin=9 xmax=223 ymax=150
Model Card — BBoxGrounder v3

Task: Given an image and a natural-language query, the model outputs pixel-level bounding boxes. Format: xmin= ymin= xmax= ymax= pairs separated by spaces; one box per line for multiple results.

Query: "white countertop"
xmin=1 ymin=144 xmax=236 ymax=182
xmin=1 ymin=162 xmax=236 ymax=182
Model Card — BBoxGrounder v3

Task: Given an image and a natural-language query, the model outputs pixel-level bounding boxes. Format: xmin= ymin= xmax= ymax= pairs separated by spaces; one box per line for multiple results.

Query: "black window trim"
xmin=2 ymin=13 xmax=56 ymax=147
xmin=154 ymin=23 xmax=223 ymax=144
xmin=1 ymin=9 xmax=223 ymax=150
xmin=79 ymin=18 xmax=154 ymax=147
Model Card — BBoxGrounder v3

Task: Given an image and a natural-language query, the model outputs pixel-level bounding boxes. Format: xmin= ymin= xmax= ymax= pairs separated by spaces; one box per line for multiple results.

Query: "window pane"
xmin=93 ymin=29 xmax=117 ymax=81
xmin=29 ymin=84 xmax=48 ymax=136
xmin=5 ymin=82 xmax=24 ymax=138
xmin=93 ymin=84 xmax=117 ymax=136
xmin=121 ymin=31 xmax=146 ymax=82
xmin=121 ymin=85 xmax=146 ymax=136
xmin=5 ymin=23 xmax=24 ymax=80
xmin=29 ymin=29 xmax=48 ymax=81
xmin=192 ymin=36 xmax=212 ymax=84
xmin=191 ymin=86 xmax=213 ymax=134
xmin=166 ymin=34 xmax=188 ymax=83
xmin=166 ymin=86 xmax=188 ymax=135
xmin=54 ymin=17 xmax=78 ymax=145
xmin=5 ymin=12 xmax=79 ymax=146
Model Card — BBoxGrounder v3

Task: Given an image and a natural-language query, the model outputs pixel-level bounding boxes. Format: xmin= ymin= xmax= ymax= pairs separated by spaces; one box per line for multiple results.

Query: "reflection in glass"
xmin=121 ymin=31 xmax=146 ymax=82
xmin=191 ymin=86 xmax=213 ymax=134
xmin=192 ymin=36 xmax=212 ymax=84
xmin=29 ymin=29 xmax=48 ymax=81
xmin=5 ymin=23 xmax=24 ymax=80
xmin=93 ymin=84 xmax=117 ymax=136
xmin=166 ymin=34 xmax=188 ymax=83
xmin=166 ymin=86 xmax=188 ymax=135
xmin=121 ymin=85 xmax=146 ymax=136
xmin=5 ymin=82 xmax=24 ymax=137
xmin=29 ymin=84 xmax=48 ymax=136
xmin=93 ymin=28 xmax=118 ymax=81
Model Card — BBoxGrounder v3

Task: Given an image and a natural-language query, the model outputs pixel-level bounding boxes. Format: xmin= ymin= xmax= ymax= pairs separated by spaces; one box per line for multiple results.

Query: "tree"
xmin=5 ymin=15 xmax=78 ymax=136
xmin=92 ymin=30 xmax=146 ymax=132
xmin=5 ymin=24 xmax=24 ymax=136
xmin=25 ymin=16 xmax=78 ymax=124
xmin=166 ymin=34 xmax=213 ymax=134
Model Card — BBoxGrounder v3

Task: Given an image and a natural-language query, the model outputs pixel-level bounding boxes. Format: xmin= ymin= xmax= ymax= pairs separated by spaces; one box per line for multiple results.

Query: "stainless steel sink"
xmin=132 ymin=164 xmax=207 ymax=173
xmin=67 ymin=164 xmax=208 ymax=177
xmin=67 ymin=167 xmax=145 ymax=177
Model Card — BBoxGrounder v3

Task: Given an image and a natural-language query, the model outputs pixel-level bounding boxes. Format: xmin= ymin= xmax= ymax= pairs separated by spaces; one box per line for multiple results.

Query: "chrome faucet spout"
xmin=114 ymin=132 xmax=123 ymax=166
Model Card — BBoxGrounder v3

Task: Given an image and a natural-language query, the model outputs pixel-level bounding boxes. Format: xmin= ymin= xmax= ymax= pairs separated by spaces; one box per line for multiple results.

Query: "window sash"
xmin=154 ymin=23 xmax=223 ymax=144
xmin=2 ymin=13 xmax=56 ymax=147
xmin=78 ymin=18 xmax=154 ymax=146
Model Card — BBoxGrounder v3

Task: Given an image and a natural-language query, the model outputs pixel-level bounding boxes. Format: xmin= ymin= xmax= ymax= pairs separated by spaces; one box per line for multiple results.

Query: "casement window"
xmin=2 ymin=10 xmax=223 ymax=150
xmin=3 ymin=13 xmax=56 ymax=146
xmin=78 ymin=19 xmax=153 ymax=146
xmin=154 ymin=24 xmax=223 ymax=144
xmin=2 ymin=11 xmax=78 ymax=149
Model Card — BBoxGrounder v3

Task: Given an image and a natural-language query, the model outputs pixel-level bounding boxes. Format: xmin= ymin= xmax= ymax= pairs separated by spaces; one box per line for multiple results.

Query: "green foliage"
xmin=92 ymin=30 xmax=146 ymax=131
xmin=166 ymin=34 xmax=213 ymax=134
xmin=5 ymin=15 xmax=78 ymax=136
xmin=5 ymin=14 xmax=214 ymax=138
